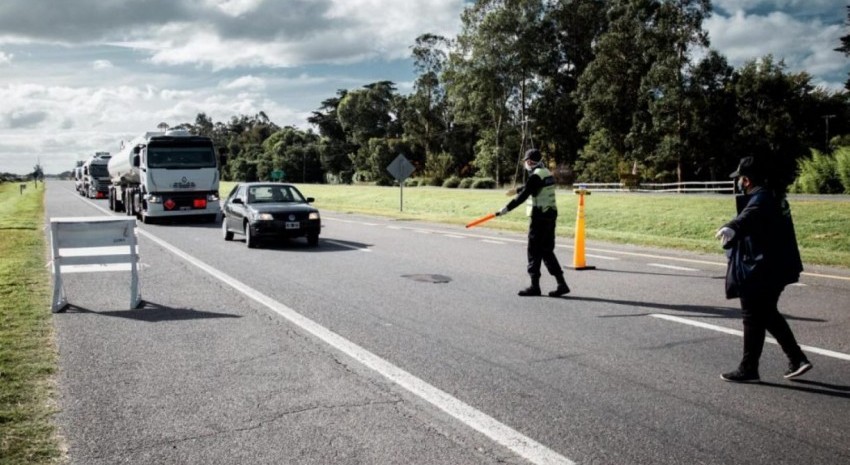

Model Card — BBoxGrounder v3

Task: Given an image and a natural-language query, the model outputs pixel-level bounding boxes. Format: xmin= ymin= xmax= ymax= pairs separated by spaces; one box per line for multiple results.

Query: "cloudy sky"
xmin=0 ymin=0 xmax=847 ymax=175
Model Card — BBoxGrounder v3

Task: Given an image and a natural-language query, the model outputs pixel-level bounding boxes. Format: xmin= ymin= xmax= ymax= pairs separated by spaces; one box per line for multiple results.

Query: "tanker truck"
xmin=107 ymin=130 xmax=220 ymax=223
xmin=82 ymin=152 xmax=111 ymax=198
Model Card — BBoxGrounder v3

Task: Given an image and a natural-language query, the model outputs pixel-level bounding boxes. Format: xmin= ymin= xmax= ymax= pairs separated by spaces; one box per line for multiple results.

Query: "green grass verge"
xmin=0 ymin=182 xmax=61 ymax=465
xmin=221 ymin=181 xmax=850 ymax=269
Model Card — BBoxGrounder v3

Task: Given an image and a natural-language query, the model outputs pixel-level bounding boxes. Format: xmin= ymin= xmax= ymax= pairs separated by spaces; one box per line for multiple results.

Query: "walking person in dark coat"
xmin=715 ymin=156 xmax=812 ymax=383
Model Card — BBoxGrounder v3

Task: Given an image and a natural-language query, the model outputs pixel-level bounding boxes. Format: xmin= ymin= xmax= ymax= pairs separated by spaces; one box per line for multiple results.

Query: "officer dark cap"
xmin=729 ymin=156 xmax=765 ymax=181
xmin=523 ymin=149 xmax=542 ymax=162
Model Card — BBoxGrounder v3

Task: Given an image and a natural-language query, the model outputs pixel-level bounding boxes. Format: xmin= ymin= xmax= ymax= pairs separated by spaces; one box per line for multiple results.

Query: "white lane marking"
xmin=363 ymin=222 xmax=378 ymax=226
xmin=482 ymin=240 xmax=506 ymax=245
xmin=444 ymin=235 xmax=467 ymax=239
xmin=323 ymin=239 xmax=371 ymax=252
xmin=414 ymin=229 xmax=431 ymax=234
xmin=790 ymin=283 xmax=807 ymax=287
xmin=647 ymin=263 xmax=700 ymax=272
xmin=585 ymin=254 xmax=619 ymax=261
xmin=651 ymin=314 xmax=850 ymax=362
xmin=74 ymin=194 xmax=575 ymax=465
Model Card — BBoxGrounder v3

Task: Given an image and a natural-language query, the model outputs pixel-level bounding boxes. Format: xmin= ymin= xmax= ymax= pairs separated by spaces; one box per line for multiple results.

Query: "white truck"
xmin=82 ymin=152 xmax=111 ymax=198
xmin=107 ymin=130 xmax=220 ymax=223
xmin=73 ymin=165 xmax=84 ymax=195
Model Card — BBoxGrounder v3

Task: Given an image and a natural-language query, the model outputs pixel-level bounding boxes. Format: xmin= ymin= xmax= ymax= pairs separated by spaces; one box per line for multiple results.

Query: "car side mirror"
xmin=232 ymin=198 xmax=243 ymax=204
xmin=306 ymin=197 xmax=315 ymax=203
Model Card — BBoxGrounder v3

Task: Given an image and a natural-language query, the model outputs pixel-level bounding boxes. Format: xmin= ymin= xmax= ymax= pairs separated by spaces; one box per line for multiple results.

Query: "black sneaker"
xmin=784 ymin=360 xmax=812 ymax=379
xmin=720 ymin=369 xmax=760 ymax=383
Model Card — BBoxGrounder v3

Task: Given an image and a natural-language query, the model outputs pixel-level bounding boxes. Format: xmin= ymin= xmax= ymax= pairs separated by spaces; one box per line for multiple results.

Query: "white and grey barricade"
xmin=50 ymin=216 xmax=141 ymax=312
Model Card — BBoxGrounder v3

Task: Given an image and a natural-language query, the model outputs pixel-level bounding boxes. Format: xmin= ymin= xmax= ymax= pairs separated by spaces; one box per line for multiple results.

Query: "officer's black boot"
xmin=549 ymin=274 xmax=570 ymax=297
xmin=518 ymin=276 xmax=541 ymax=296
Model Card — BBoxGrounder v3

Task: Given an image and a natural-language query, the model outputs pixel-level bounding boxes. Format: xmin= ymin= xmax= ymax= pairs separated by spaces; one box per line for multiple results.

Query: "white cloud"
xmin=706 ymin=9 xmax=846 ymax=89
xmin=0 ymin=51 xmax=12 ymax=65
xmin=221 ymin=75 xmax=266 ymax=91
xmin=93 ymin=59 xmax=113 ymax=69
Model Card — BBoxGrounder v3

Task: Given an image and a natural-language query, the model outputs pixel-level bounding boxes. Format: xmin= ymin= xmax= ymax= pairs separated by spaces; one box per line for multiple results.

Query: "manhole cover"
xmin=402 ymin=274 xmax=452 ymax=284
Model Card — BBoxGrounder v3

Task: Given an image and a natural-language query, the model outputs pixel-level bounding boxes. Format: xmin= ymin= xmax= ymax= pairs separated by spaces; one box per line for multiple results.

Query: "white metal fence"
xmin=571 ymin=180 xmax=734 ymax=194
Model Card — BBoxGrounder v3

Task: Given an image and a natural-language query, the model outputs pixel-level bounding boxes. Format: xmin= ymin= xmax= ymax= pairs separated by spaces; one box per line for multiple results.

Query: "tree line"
xmin=171 ymin=0 xmax=850 ymax=193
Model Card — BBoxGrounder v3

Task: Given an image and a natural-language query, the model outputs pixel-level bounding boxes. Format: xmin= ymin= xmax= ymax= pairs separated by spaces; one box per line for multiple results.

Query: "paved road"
xmin=45 ymin=181 xmax=850 ymax=465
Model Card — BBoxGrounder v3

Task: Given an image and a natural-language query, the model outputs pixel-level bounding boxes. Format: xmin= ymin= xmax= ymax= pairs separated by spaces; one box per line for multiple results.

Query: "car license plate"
xmin=285 ymin=221 xmax=300 ymax=229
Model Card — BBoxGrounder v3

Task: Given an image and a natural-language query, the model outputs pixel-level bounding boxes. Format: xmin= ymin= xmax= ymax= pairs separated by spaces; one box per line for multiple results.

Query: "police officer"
xmin=496 ymin=149 xmax=570 ymax=297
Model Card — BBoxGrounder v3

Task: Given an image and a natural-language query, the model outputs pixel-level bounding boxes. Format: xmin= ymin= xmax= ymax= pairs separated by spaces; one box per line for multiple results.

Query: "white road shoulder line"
xmin=74 ymin=195 xmax=574 ymax=465
xmin=650 ymin=314 xmax=850 ymax=361
xmin=141 ymin=230 xmax=574 ymax=465
xmin=647 ymin=263 xmax=700 ymax=272
xmin=482 ymin=240 xmax=506 ymax=245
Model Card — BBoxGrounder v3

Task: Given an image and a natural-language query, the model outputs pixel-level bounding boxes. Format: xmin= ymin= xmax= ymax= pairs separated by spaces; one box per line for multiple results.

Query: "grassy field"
xmin=0 ymin=182 xmax=61 ymax=465
xmin=222 ymin=181 xmax=850 ymax=268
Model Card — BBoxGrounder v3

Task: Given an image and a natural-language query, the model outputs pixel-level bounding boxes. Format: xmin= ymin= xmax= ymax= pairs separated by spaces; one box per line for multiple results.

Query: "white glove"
xmin=496 ymin=206 xmax=509 ymax=216
xmin=715 ymin=227 xmax=735 ymax=246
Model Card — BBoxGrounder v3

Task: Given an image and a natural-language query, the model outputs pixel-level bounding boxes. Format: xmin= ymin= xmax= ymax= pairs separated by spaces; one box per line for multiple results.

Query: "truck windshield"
xmin=89 ymin=164 xmax=109 ymax=177
xmin=147 ymin=143 xmax=216 ymax=169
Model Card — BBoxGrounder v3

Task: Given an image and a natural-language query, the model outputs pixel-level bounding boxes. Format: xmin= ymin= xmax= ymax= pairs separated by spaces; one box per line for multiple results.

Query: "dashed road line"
xmin=647 ymin=263 xmax=700 ymax=272
xmin=651 ymin=314 xmax=850 ymax=362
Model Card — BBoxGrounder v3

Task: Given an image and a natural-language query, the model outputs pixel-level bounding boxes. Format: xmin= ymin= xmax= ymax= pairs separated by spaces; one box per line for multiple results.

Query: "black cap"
xmin=729 ymin=156 xmax=765 ymax=181
xmin=523 ymin=149 xmax=541 ymax=162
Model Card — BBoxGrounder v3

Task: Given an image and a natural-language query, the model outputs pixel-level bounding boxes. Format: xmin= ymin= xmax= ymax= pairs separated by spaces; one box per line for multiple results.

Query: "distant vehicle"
xmin=82 ymin=152 xmax=111 ymax=198
xmin=221 ymin=182 xmax=320 ymax=248
xmin=73 ymin=166 xmax=84 ymax=195
xmin=107 ymin=130 xmax=220 ymax=223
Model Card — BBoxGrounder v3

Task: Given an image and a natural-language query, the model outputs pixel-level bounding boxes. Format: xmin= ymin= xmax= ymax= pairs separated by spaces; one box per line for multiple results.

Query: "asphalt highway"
xmin=45 ymin=181 xmax=850 ymax=465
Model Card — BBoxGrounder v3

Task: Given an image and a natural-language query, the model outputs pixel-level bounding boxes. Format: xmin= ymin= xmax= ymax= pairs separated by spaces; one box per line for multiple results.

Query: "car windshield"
xmin=246 ymin=185 xmax=305 ymax=204
xmin=147 ymin=143 xmax=216 ymax=169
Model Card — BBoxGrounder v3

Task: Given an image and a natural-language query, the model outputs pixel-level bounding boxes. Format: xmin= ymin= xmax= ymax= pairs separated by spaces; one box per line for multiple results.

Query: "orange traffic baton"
xmin=466 ymin=212 xmax=496 ymax=229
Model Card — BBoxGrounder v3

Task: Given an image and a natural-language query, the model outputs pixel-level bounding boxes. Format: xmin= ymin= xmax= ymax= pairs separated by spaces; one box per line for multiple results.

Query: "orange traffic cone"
xmin=570 ymin=187 xmax=595 ymax=270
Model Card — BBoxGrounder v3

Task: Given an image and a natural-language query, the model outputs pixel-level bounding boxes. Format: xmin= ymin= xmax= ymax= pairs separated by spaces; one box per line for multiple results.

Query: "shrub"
xmin=442 ymin=176 xmax=461 ymax=188
xmin=404 ymin=178 xmax=419 ymax=187
xmin=794 ymin=150 xmax=842 ymax=194
xmin=835 ymin=147 xmax=850 ymax=194
xmin=418 ymin=177 xmax=434 ymax=187
xmin=459 ymin=177 xmax=474 ymax=189
xmin=471 ymin=177 xmax=496 ymax=189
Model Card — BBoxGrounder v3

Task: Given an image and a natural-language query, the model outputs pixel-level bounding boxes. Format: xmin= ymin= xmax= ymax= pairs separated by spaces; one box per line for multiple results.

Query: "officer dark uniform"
xmin=497 ymin=149 xmax=570 ymax=297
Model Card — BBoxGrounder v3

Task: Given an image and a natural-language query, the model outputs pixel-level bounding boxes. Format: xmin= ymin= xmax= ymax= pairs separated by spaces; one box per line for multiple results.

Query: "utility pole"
xmin=823 ymin=114 xmax=836 ymax=150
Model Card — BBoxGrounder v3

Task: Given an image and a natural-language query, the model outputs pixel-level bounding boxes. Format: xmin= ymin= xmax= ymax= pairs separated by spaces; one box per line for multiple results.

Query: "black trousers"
xmin=527 ymin=214 xmax=563 ymax=278
xmin=739 ymin=285 xmax=806 ymax=372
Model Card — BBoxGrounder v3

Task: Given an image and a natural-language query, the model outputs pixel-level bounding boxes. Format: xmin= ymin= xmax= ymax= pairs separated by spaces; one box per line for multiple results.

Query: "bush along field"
xmin=0 ymin=182 xmax=61 ymax=465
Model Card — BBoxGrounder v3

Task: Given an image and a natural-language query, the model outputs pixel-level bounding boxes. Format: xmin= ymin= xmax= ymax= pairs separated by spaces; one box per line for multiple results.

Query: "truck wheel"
xmin=222 ymin=219 xmax=233 ymax=241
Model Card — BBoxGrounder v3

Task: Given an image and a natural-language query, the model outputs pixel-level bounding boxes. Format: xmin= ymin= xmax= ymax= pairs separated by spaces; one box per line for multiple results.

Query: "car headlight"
xmin=308 ymin=212 xmax=320 ymax=220
xmin=255 ymin=212 xmax=274 ymax=221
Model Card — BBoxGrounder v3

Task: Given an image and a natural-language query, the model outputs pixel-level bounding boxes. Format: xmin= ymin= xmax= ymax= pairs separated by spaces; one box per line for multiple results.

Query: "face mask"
xmin=736 ymin=177 xmax=746 ymax=193
xmin=525 ymin=161 xmax=537 ymax=173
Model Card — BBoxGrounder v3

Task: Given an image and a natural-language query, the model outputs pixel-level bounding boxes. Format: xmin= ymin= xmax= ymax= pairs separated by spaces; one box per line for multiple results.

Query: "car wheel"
xmin=245 ymin=222 xmax=256 ymax=248
xmin=222 ymin=218 xmax=233 ymax=241
xmin=307 ymin=233 xmax=319 ymax=247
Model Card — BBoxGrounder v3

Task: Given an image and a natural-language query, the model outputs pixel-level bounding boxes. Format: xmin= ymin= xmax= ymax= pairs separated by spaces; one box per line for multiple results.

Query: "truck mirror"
xmin=133 ymin=155 xmax=140 ymax=167
xmin=133 ymin=146 xmax=140 ymax=155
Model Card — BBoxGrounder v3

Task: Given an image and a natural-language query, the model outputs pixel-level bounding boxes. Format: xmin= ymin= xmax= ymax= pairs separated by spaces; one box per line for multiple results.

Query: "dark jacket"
xmin=723 ymin=186 xmax=803 ymax=298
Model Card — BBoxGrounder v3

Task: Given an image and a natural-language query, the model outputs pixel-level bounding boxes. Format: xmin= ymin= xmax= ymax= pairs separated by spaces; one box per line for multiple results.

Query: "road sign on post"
xmin=386 ymin=154 xmax=415 ymax=211
xmin=271 ymin=169 xmax=284 ymax=181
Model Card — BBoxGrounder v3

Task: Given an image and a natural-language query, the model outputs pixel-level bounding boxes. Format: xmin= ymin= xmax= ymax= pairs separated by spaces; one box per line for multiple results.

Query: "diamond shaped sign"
xmin=387 ymin=154 xmax=415 ymax=181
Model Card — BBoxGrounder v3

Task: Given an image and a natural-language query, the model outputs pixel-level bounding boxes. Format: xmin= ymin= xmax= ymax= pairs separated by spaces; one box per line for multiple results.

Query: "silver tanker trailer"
xmin=107 ymin=130 xmax=220 ymax=223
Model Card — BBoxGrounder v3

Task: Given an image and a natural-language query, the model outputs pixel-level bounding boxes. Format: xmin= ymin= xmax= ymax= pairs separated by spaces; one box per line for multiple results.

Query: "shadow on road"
xmin=243 ymin=237 xmax=373 ymax=253
xmin=565 ymin=296 xmax=825 ymax=322
xmin=60 ymin=301 xmax=242 ymax=322
xmin=760 ymin=381 xmax=850 ymax=400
